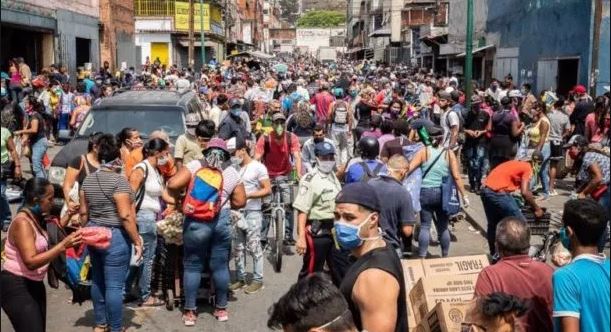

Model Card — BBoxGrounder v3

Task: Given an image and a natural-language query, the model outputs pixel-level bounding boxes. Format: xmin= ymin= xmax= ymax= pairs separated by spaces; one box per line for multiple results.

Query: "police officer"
xmin=293 ymin=141 xmax=351 ymax=286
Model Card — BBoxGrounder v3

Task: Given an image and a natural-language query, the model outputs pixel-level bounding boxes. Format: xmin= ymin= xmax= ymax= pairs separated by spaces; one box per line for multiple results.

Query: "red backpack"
xmin=182 ymin=160 xmax=224 ymax=222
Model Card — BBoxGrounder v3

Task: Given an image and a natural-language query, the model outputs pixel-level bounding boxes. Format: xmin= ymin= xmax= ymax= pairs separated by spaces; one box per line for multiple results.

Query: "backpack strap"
xmin=372 ymin=162 xmax=384 ymax=176
xmin=422 ymin=147 xmax=445 ymax=180
xmin=359 ymin=161 xmax=373 ymax=181
xmin=134 ymin=162 xmax=149 ymax=212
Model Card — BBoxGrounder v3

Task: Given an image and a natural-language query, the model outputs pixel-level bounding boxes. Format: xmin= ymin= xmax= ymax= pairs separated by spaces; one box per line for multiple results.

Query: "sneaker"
xmin=283 ymin=238 xmax=296 ymax=246
xmin=228 ymin=280 xmax=246 ymax=292
xmin=213 ymin=308 xmax=229 ymax=322
xmin=549 ymin=190 xmax=559 ymax=197
xmin=244 ymin=281 xmax=264 ymax=295
xmin=183 ymin=310 xmax=197 ymax=326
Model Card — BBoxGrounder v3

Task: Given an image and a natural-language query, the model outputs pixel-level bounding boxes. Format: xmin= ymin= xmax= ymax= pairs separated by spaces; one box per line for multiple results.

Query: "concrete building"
xmin=99 ymin=0 xmax=136 ymax=71
xmin=237 ymin=0 xmax=264 ymax=51
xmin=1 ymin=0 xmax=100 ymax=82
xmin=134 ymin=0 xmax=226 ymax=69
xmin=302 ymin=0 xmax=347 ymax=12
xmin=263 ymin=0 xmax=282 ymax=53
xmin=269 ymin=28 xmax=297 ymax=53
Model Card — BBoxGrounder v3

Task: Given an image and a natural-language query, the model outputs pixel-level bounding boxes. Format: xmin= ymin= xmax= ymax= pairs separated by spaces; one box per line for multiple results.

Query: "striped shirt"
xmin=81 ymin=170 xmax=133 ymax=227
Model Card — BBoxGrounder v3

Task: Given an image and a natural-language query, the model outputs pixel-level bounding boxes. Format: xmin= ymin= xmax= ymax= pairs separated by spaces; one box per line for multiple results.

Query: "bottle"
xmin=417 ymin=126 xmax=432 ymax=146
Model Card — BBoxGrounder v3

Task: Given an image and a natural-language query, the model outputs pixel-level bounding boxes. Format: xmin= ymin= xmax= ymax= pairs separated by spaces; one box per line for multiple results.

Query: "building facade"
xmin=302 ymin=0 xmax=347 ymax=12
xmin=134 ymin=0 xmax=227 ymax=70
xmin=296 ymin=27 xmax=345 ymax=55
xmin=99 ymin=0 xmax=137 ymax=71
xmin=1 ymin=0 xmax=101 ymax=82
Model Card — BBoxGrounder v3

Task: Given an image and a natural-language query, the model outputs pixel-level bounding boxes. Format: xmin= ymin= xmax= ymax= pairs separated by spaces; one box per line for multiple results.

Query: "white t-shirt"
xmin=186 ymin=160 xmax=242 ymax=208
xmin=237 ymin=160 xmax=269 ymax=211
xmin=134 ymin=160 xmax=164 ymax=213
xmin=209 ymin=105 xmax=222 ymax=129
xmin=440 ymin=109 xmax=460 ymax=147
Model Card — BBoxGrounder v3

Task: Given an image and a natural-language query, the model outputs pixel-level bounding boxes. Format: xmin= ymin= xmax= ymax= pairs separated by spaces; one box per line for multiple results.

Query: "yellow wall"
xmin=150 ymin=42 xmax=169 ymax=65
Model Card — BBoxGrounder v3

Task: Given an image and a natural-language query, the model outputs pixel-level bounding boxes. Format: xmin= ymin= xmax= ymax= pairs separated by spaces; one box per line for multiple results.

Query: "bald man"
xmin=367 ymin=155 xmax=416 ymax=256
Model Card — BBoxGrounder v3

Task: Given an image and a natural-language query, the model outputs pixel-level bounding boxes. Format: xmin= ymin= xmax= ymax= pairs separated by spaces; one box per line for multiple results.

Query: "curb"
xmin=463 ymin=207 xmax=487 ymax=235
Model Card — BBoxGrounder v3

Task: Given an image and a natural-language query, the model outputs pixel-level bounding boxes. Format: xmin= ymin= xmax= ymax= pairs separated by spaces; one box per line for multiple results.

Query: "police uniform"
xmin=293 ymin=142 xmax=352 ymax=285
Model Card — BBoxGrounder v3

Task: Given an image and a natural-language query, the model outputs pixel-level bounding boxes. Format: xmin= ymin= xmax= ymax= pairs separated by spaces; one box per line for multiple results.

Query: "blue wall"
xmin=597 ymin=2 xmax=610 ymax=95
xmin=486 ymin=0 xmax=592 ymax=92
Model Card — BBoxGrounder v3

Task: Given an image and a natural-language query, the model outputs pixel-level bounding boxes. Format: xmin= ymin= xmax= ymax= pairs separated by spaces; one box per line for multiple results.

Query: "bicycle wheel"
xmin=274 ymin=209 xmax=284 ymax=273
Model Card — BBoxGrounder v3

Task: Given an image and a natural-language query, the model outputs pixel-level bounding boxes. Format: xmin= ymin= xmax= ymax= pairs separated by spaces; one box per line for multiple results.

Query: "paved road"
xmin=1 ymin=145 xmax=490 ymax=331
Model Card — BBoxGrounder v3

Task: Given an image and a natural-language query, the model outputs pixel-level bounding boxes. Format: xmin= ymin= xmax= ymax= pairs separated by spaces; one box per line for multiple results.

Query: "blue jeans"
xmin=531 ymin=143 xmax=551 ymax=196
xmin=89 ymin=225 xmax=131 ymax=332
xmin=124 ymin=210 xmax=157 ymax=302
xmin=30 ymin=138 xmax=48 ymax=179
xmin=418 ymin=187 xmax=451 ymax=258
xmin=232 ymin=210 xmax=264 ymax=282
xmin=0 ymin=179 xmax=11 ymax=225
xmin=465 ymin=144 xmax=487 ymax=190
xmin=480 ymin=187 xmax=525 ymax=256
xmin=183 ymin=209 xmax=231 ymax=310
xmin=597 ymin=187 xmax=610 ymax=252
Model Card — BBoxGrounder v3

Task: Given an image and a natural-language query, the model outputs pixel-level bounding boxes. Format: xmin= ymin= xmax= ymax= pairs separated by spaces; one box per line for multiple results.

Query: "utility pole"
xmin=464 ymin=0 xmax=474 ymax=110
xmin=200 ymin=0 xmax=206 ymax=67
xmin=188 ymin=0 xmax=195 ymax=67
xmin=590 ymin=0 xmax=602 ymax=96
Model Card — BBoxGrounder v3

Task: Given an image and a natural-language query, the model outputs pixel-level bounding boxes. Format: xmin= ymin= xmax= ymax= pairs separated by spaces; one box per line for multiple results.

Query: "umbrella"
xmin=273 ymin=63 xmax=288 ymax=73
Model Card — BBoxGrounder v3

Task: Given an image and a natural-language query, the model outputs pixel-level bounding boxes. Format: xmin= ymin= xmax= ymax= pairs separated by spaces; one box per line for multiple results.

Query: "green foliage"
xmin=296 ymin=10 xmax=346 ymax=27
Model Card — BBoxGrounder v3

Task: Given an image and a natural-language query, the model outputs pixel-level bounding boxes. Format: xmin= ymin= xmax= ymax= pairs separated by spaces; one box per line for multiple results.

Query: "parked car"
xmin=48 ymin=90 xmax=207 ymax=188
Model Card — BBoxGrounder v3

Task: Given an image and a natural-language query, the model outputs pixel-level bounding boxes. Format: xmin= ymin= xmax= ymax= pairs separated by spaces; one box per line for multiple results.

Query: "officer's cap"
xmin=335 ymin=183 xmax=381 ymax=212
xmin=314 ymin=142 xmax=335 ymax=156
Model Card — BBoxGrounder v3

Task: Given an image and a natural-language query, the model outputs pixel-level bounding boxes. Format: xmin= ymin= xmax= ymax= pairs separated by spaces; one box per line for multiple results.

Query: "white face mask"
xmin=157 ymin=155 xmax=169 ymax=166
xmin=317 ymin=159 xmax=336 ymax=174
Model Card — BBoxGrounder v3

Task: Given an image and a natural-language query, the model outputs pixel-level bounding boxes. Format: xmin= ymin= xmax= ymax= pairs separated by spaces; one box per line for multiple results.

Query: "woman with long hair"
xmin=585 ymin=96 xmax=610 ymax=145
xmin=14 ymin=96 xmax=48 ymax=178
xmin=124 ymin=138 xmax=174 ymax=306
xmin=526 ymin=102 xmax=551 ymax=200
xmin=406 ymin=124 xmax=467 ymax=258
xmin=1 ymin=178 xmax=82 ymax=332
xmin=79 ymin=134 xmax=143 ymax=332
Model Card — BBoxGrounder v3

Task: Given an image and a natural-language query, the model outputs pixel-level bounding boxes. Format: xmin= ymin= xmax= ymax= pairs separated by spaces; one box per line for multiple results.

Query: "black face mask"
xmin=313 ymin=137 xmax=324 ymax=144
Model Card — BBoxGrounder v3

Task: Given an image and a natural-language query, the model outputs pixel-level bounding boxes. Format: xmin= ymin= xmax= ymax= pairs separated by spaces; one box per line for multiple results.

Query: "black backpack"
xmin=359 ymin=161 xmax=383 ymax=182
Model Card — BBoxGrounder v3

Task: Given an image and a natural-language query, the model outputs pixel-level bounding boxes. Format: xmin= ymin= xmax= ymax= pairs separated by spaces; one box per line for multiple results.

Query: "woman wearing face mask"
xmin=62 ymin=132 xmax=103 ymax=225
xmin=79 ymin=134 xmax=143 ymax=332
xmin=14 ymin=97 xmax=48 ymax=179
xmin=117 ymin=127 xmax=144 ymax=178
xmin=526 ymin=102 xmax=551 ymax=200
xmin=406 ymin=124 xmax=467 ymax=258
xmin=1 ymin=178 xmax=83 ymax=332
xmin=565 ymin=135 xmax=610 ymax=252
xmin=124 ymin=138 xmax=174 ymax=306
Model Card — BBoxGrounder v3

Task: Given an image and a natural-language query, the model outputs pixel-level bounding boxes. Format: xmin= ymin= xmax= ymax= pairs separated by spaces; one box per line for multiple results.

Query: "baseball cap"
xmin=229 ymin=98 xmax=242 ymax=108
xmin=335 ymin=182 xmax=381 ymax=212
xmin=438 ymin=91 xmax=452 ymax=101
xmin=226 ymin=136 xmax=247 ymax=152
xmin=571 ymin=85 xmax=587 ymax=94
xmin=314 ymin=141 xmax=335 ymax=156
xmin=410 ymin=119 xmax=443 ymax=136
xmin=272 ymin=112 xmax=286 ymax=122
xmin=185 ymin=113 xmax=202 ymax=127
xmin=563 ymin=135 xmax=588 ymax=148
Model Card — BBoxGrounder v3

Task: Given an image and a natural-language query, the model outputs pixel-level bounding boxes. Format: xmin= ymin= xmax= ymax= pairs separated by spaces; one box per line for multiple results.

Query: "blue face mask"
xmin=230 ymin=107 xmax=241 ymax=117
xmin=334 ymin=213 xmax=378 ymax=250
xmin=559 ymin=227 xmax=571 ymax=251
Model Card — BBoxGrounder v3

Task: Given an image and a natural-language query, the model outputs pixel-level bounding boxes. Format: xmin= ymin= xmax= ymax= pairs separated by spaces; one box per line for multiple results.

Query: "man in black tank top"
xmin=334 ymin=182 xmax=408 ymax=332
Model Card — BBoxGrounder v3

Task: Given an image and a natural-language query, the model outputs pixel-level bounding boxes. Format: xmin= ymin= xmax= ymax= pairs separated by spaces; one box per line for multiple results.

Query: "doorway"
xmin=75 ymin=38 xmax=91 ymax=67
xmin=557 ymin=58 xmax=579 ymax=98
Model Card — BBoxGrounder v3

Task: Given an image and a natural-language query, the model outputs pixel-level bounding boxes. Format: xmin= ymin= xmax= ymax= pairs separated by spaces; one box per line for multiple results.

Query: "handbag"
xmin=441 ymin=174 xmax=461 ymax=215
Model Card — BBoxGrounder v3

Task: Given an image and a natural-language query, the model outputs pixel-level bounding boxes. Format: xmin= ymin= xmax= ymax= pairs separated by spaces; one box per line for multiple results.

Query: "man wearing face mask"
xmin=218 ymin=98 xmax=251 ymax=142
xmin=301 ymin=125 xmax=336 ymax=173
xmin=486 ymin=79 xmax=502 ymax=104
xmin=293 ymin=142 xmax=349 ymax=286
xmin=335 ymin=182 xmax=408 ymax=332
xmin=174 ymin=116 xmax=214 ymax=169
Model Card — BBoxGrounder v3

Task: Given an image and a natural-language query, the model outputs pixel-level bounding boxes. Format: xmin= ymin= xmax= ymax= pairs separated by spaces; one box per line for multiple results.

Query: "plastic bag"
xmin=157 ymin=212 xmax=184 ymax=245
xmin=80 ymin=227 xmax=112 ymax=250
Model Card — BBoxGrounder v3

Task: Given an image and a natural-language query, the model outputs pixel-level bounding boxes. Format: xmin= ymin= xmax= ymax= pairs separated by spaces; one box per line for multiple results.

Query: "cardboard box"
xmin=410 ymin=274 xmax=478 ymax=324
xmin=421 ymin=255 xmax=489 ymax=276
xmin=424 ymin=302 xmax=472 ymax=332
xmin=402 ymin=259 xmax=426 ymax=329
xmin=413 ymin=323 xmax=430 ymax=332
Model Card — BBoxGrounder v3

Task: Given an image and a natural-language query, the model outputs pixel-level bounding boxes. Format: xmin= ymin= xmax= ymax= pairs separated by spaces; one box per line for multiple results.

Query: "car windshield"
xmin=77 ymin=108 xmax=185 ymax=138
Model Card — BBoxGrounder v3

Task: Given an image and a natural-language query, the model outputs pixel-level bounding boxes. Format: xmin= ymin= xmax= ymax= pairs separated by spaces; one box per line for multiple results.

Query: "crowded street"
xmin=1 ymin=0 xmax=611 ymax=332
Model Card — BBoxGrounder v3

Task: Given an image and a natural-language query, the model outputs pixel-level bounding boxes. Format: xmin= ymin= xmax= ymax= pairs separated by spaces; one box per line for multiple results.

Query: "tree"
xmin=279 ymin=0 xmax=300 ymax=23
xmin=296 ymin=10 xmax=346 ymax=28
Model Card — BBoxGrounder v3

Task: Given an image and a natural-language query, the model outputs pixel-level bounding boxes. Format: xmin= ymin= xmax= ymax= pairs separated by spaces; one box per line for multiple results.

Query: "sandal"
xmin=183 ymin=310 xmax=197 ymax=327
xmin=93 ymin=325 xmax=109 ymax=332
xmin=140 ymin=296 xmax=165 ymax=307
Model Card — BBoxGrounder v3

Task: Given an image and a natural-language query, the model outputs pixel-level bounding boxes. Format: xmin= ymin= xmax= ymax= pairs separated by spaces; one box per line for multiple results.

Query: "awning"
xmin=419 ymin=33 xmax=447 ymax=46
xmin=456 ymin=44 xmax=495 ymax=57
xmin=369 ymin=28 xmax=391 ymax=38
xmin=177 ymin=40 xmax=218 ymax=47
xmin=226 ymin=50 xmax=274 ymax=59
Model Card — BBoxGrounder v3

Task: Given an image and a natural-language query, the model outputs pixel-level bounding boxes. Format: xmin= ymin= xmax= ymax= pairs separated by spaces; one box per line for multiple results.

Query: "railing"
xmin=135 ymin=0 xmax=176 ymax=17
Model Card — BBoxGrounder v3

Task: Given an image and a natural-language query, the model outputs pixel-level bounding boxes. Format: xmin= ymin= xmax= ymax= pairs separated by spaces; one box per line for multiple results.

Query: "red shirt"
xmin=475 ymin=255 xmax=554 ymax=332
xmin=484 ymin=160 xmax=532 ymax=193
xmin=312 ymin=92 xmax=334 ymax=124
xmin=255 ymin=132 xmax=301 ymax=177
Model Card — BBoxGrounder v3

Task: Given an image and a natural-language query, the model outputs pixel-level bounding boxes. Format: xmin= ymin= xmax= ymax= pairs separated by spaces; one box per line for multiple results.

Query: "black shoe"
xmin=283 ymin=239 xmax=296 ymax=246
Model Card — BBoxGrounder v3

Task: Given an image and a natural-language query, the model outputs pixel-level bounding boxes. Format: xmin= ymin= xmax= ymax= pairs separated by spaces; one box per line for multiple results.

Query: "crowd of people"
xmin=0 ymin=53 xmax=610 ymax=332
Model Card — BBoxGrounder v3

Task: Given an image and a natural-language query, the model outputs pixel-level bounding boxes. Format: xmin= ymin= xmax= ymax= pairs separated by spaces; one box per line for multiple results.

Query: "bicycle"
xmin=262 ymin=177 xmax=296 ymax=273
